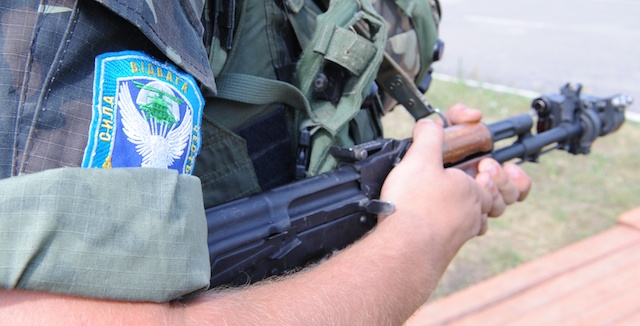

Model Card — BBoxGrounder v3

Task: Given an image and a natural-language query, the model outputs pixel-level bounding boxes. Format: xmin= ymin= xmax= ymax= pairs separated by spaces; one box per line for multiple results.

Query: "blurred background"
xmin=434 ymin=0 xmax=640 ymax=120
xmin=381 ymin=0 xmax=640 ymax=299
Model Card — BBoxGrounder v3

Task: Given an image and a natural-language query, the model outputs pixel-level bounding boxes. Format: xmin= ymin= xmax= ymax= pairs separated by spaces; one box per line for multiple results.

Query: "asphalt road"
xmin=431 ymin=0 xmax=640 ymax=116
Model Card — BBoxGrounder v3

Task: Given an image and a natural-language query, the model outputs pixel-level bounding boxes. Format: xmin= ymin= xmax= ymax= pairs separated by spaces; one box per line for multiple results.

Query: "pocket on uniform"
xmin=193 ymin=114 xmax=260 ymax=208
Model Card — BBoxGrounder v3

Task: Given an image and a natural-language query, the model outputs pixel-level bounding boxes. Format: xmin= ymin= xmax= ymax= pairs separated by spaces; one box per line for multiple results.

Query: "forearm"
xmin=181 ymin=216 xmax=461 ymax=325
xmin=0 ymin=289 xmax=175 ymax=325
xmin=0 ymin=216 xmax=462 ymax=325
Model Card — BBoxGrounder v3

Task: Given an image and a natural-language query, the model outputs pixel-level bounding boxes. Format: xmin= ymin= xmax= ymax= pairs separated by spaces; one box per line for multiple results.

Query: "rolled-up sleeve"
xmin=0 ymin=167 xmax=210 ymax=302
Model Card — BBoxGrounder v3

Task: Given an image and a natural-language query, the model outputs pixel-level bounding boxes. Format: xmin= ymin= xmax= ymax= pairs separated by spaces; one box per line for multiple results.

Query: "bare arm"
xmin=0 ymin=116 xmax=530 ymax=325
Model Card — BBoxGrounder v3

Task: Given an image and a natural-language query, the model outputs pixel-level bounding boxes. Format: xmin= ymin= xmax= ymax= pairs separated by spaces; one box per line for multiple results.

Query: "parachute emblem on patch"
xmin=83 ymin=51 xmax=204 ymax=174
xmin=119 ymin=80 xmax=193 ymax=169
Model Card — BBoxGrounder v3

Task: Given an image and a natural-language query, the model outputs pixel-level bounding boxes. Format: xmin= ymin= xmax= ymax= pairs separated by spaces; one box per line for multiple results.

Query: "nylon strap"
xmin=214 ymin=73 xmax=318 ymax=124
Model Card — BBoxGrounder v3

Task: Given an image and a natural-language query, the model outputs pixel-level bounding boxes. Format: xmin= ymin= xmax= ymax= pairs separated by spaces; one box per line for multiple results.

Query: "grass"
xmin=381 ymin=78 xmax=640 ymax=300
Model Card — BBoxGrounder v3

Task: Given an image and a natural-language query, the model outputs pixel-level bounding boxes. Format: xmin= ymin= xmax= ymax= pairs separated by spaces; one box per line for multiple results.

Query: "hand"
xmin=379 ymin=104 xmax=531 ymax=243
xmin=443 ymin=103 xmax=532 ymax=234
xmin=379 ymin=119 xmax=492 ymax=249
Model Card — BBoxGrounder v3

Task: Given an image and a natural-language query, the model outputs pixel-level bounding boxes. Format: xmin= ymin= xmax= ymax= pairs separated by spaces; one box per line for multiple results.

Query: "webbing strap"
xmin=214 ymin=73 xmax=318 ymax=123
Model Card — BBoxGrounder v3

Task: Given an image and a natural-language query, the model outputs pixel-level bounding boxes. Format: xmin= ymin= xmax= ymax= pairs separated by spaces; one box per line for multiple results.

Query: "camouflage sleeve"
xmin=0 ymin=167 xmax=210 ymax=302
xmin=0 ymin=1 xmax=215 ymax=301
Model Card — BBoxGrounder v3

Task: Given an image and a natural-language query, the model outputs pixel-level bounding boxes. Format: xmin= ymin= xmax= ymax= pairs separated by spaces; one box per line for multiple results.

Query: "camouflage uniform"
xmin=0 ymin=0 xmax=440 ymax=303
xmin=371 ymin=0 xmax=441 ymax=111
xmin=372 ymin=0 xmax=441 ymax=84
xmin=0 ymin=0 xmax=215 ymax=302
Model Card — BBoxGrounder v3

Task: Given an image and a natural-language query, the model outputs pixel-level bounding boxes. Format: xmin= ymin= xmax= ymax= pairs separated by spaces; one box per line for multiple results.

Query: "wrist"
xmin=376 ymin=206 xmax=470 ymax=275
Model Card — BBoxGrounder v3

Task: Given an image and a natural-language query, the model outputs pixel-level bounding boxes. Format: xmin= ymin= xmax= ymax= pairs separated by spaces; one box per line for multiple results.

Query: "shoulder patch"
xmin=83 ymin=51 xmax=204 ymax=174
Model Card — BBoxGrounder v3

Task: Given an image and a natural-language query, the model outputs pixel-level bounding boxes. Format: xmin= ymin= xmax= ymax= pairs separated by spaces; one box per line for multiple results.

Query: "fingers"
xmin=409 ymin=119 xmax=445 ymax=167
xmin=478 ymin=214 xmax=489 ymax=236
xmin=442 ymin=103 xmax=483 ymax=126
xmin=476 ymin=173 xmax=498 ymax=235
xmin=476 ymin=158 xmax=532 ymax=218
xmin=504 ymin=163 xmax=532 ymax=201
xmin=475 ymin=171 xmax=506 ymax=218
xmin=477 ymin=159 xmax=520 ymax=205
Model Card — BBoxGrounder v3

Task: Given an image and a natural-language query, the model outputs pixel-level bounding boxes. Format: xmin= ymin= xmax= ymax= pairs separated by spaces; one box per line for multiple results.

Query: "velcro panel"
xmin=236 ymin=107 xmax=293 ymax=191
xmin=194 ymin=116 xmax=260 ymax=208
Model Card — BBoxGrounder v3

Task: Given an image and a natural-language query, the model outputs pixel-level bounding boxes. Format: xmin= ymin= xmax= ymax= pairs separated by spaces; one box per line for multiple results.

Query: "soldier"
xmin=0 ymin=0 xmax=529 ymax=324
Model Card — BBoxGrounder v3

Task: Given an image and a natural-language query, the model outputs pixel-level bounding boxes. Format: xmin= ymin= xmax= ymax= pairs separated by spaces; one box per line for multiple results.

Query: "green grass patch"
xmin=381 ymin=78 xmax=640 ymax=300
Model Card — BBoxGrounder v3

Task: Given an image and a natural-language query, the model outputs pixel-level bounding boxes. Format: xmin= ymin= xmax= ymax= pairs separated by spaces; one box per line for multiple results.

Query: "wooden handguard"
xmin=442 ymin=122 xmax=493 ymax=165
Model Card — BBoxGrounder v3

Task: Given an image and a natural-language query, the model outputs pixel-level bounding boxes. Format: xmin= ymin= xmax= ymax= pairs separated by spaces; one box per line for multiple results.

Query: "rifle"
xmin=205 ymin=83 xmax=632 ymax=287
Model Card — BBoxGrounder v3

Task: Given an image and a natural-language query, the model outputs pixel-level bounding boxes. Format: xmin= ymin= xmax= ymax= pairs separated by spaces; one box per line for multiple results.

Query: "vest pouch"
xmin=295 ymin=0 xmax=388 ymax=175
xmin=193 ymin=114 xmax=261 ymax=208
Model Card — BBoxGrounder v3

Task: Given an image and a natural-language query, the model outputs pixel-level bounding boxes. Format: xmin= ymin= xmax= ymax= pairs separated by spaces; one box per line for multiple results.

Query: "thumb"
xmin=405 ymin=119 xmax=444 ymax=168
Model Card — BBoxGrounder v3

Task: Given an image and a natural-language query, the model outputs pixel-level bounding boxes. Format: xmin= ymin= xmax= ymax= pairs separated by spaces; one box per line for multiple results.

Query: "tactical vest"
xmin=196 ymin=0 xmax=442 ymax=208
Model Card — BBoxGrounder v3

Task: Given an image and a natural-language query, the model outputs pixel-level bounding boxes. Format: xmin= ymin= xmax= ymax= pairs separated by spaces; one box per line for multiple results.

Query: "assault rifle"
xmin=205 ymin=83 xmax=632 ymax=287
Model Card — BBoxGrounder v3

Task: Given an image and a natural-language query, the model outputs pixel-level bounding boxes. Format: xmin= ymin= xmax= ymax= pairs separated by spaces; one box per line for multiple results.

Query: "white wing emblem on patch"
xmin=118 ymin=82 xmax=193 ymax=169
